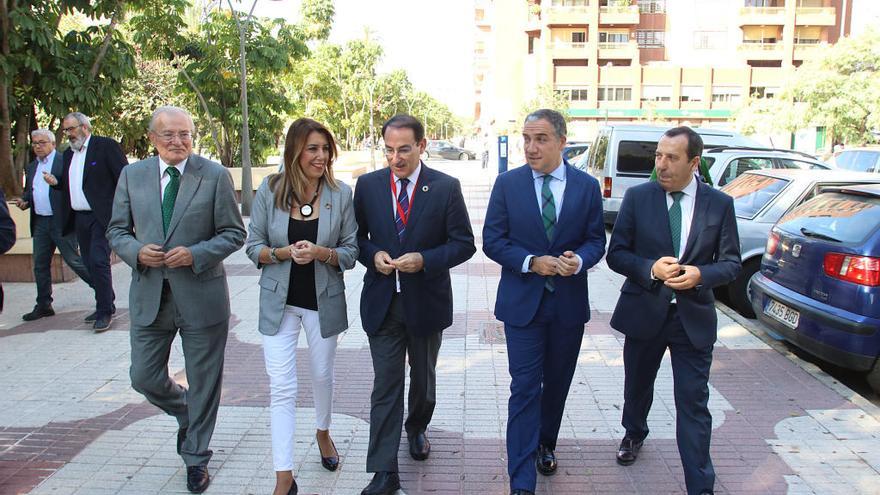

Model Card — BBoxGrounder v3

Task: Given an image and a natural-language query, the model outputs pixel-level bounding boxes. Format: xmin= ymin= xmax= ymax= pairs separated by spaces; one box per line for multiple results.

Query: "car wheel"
xmin=727 ymin=258 xmax=759 ymax=318
xmin=458 ymin=152 xmax=468 ymax=161
xmin=867 ymin=359 xmax=880 ymax=395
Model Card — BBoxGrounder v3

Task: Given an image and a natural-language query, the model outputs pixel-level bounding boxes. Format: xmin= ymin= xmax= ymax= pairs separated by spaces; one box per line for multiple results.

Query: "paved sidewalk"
xmin=1 ymin=163 xmax=879 ymax=494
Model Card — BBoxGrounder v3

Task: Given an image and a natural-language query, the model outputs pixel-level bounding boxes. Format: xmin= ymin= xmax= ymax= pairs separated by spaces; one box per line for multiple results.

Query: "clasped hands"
xmin=138 ymin=244 xmax=193 ymax=268
xmin=530 ymin=251 xmax=579 ymax=277
xmin=374 ymin=250 xmax=423 ymax=275
xmin=652 ymin=256 xmax=701 ymax=290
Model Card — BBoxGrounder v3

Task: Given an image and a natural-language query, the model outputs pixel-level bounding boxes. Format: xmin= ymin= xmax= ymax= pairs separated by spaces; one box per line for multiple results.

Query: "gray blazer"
xmin=107 ymin=154 xmax=246 ymax=328
xmin=245 ymin=176 xmax=358 ymax=337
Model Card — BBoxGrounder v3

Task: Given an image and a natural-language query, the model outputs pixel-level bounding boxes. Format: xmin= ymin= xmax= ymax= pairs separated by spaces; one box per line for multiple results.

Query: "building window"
xmin=749 ymin=86 xmax=780 ymax=98
xmin=693 ymin=31 xmax=725 ymax=50
xmin=599 ymin=32 xmax=629 ymax=44
xmin=641 ymin=85 xmax=672 ymax=102
xmin=637 ymin=0 xmax=666 ymax=13
xmin=635 ymin=30 xmax=665 ymax=48
xmin=680 ymin=85 xmax=704 ymax=103
xmin=551 ymin=0 xmax=589 ymax=5
xmin=712 ymin=86 xmax=742 ymax=103
xmin=598 ymin=86 xmax=632 ymax=101
xmin=571 ymin=32 xmax=586 ymax=43
xmin=556 ymin=87 xmax=590 ymax=101
xmin=528 ymin=35 xmax=535 ymax=54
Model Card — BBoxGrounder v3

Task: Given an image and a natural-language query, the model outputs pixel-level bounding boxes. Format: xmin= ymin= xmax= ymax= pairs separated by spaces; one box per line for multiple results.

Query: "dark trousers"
xmin=74 ymin=211 xmax=114 ymax=317
xmin=504 ymin=290 xmax=585 ymax=492
xmin=129 ymin=282 xmax=229 ymax=467
xmin=622 ymin=305 xmax=715 ymax=495
xmin=32 ymin=215 xmax=92 ymax=307
xmin=366 ymin=294 xmax=442 ymax=473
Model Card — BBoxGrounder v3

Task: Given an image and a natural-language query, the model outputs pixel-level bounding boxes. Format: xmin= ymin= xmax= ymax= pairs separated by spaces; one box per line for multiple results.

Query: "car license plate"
xmin=765 ymin=299 xmax=800 ymax=329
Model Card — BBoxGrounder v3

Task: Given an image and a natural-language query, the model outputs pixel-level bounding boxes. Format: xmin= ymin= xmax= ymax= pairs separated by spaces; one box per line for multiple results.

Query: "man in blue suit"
xmin=483 ymin=109 xmax=606 ymax=495
xmin=606 ymin=126 xmax=741 ymax=495
xmin=15 ymin=129 xmax=91 ymax=321
xmin=45 ymin=112 xmax=127 ymax=331
xmin=354 ymin=114 xmax=476 ymax=495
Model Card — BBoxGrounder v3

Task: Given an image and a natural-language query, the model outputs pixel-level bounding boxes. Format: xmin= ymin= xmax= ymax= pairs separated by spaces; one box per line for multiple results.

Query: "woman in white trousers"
xmin=246 ymin=118 xmax=358 ymax=495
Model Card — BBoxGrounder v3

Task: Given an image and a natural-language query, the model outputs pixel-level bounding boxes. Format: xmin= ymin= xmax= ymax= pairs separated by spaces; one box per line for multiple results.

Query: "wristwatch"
xmin=528 ymin=256 xmax=535 ymax=272
xmin=269 ymin=247 xmax=280 ymax=263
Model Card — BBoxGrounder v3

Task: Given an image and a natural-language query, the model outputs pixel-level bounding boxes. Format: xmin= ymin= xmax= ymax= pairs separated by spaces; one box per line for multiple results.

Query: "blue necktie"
xmin=395 ymin=178 xmax=410 ymax=241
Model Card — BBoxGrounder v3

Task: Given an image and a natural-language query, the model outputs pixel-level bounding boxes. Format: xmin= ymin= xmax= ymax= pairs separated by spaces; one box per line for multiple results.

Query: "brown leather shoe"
xmin=616 ymin=436 xmax=643 ymax=466
xmin=186 ymin=465 xmax=210 ymax=493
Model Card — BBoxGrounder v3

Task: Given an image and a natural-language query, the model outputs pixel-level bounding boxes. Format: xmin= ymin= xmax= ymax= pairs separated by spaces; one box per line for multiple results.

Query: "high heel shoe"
xmin=317 ymin=435 xmax=340 ymax=471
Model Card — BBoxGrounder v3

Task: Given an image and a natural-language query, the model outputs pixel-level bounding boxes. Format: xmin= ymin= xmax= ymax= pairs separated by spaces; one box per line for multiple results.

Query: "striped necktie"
xmin=395 ymin=178 xmax=410 ymax=241
xmin=669 ymin=191 xmax=684 ymax=257
xmin=541 ymin=175 xmax=556 ymax=292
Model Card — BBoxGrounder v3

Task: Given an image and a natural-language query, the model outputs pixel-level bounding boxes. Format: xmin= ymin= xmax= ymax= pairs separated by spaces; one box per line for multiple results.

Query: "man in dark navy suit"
xmin=354 ymin=114 xmax=475 ymax=495
xmin=483 ymin=109 xmax=606 ymax=495
xmin=16 ymin=129 xmax=91 ymax=321
xmin=606 ymin=126 xmax=741 ymax=495
xmin=45 ymin=112 xmax=127 ymax=331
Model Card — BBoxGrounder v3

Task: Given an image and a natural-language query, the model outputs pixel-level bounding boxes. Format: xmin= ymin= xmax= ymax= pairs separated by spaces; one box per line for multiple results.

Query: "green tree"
xmin=517 ymin=84 xmax=571 ymax=133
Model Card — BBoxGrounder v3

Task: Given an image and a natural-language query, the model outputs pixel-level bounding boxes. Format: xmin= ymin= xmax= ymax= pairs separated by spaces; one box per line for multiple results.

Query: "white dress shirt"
xmin=159 ymin=157 xmax=188 ymax=202
xmin=32 ymin=150 xmax=56 ymax=216
xmin=68 ymin=135 xmax=92 ymax=211
xmin=521 ymin=161 xmax=583 ymax=274
xmin=390 ymin=163 xmax=422 ymax=292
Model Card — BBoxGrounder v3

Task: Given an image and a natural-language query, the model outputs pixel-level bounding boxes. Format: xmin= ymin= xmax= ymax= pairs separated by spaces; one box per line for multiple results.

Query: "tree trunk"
xmin=228 ymin=0 xmax=257 ymax=216
xmin=0 ymin=0 xmax=20 ymax=197
xmin=177 ymin=59 xmax=223 ymax=156
xmin=90 ymin=3 xmax=123 ymax=79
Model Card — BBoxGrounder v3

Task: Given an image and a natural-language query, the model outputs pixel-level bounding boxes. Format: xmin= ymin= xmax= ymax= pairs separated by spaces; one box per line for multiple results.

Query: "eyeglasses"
xmin=155 ymin=131 xmax=193 ymax=142
xmin=384 ymin=145 xmax=418 ymax=157
xmin=61 ymin=124 xmax=82 ymax=133
xmin=31 ymin=140 xmax=51 ymax=146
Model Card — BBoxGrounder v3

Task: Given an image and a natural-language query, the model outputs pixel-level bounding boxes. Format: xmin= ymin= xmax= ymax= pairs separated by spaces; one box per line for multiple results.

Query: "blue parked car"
xmin=750 ymin=184 xmax=880 ymax=394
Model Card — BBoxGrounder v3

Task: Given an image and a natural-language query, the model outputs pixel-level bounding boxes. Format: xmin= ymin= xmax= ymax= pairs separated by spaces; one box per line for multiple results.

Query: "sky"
xmin=237 ymin=0 xmax=476 ymax=117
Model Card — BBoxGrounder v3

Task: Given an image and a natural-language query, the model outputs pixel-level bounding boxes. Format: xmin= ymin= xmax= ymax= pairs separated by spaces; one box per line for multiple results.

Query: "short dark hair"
xmin=663 ymin=126 xmax=703 ymax=161
xmin=382 ymin=114 xmax=425 ymax=142
xmin=524 ymin=109 xmax=567 ymax=138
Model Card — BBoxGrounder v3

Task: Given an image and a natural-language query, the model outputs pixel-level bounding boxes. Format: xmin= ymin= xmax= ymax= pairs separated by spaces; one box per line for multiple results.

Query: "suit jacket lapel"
xmin=680 ymin=181 xmax=708 ymax=263
xmin=402 ymin=164 xmax=432 ymax=249
xmin=520 ymin=166 xmax=550 ymax=247
xmin=164 ymin=155 xmax=202 ymax=241
xmin=554 ymin=165 xmax=582 ymax=245
xmin=378 ymin=168 xmax=401 ymax=251
xmin=651 ymin=182 xmax=676 ymax=256
xmin=82 ymin=140 xmax=98 ymax=186
xmin=316 ymin=181 xmax=333 ymax=247
xmin=144 ymin=158 xmax=164 ymax=241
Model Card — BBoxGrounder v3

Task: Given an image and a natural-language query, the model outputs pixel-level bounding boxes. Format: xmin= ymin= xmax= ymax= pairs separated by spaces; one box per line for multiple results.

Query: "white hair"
xmin=64 ymin=112 xmax=92 ymax=130
xmin=149 ymin=106 xmax=194 ymax=132
xmin=31 ymin=129 xmax=55 ymax=143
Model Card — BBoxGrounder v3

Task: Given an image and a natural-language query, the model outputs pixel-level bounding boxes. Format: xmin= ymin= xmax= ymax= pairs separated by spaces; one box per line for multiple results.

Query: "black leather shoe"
xmin=93 ymin=316 xmax=112 ymax=332
xmin=616 ymin=436 xmax=643 ymax=466
xmin=23 ymin=305 xmax=55 ymax=321
xmin=317 ymin=435 xmax=339 ymax=471
xmin=510 ymin=490 xmax=535 ymax=495
xmin=186 ymin=465 xmax=210 ymax=493
xmin=85 ymin=305 xmax=116 ymax=322
xmin=408 ymin=432 xmax=430 ymax=461
xmin=176 ymin=427 xmax=188 ymax=455
xmin=361 ymin=471 xmax=400 ymax=495
xmin=536 ymin=443 xmax=557 ymax=475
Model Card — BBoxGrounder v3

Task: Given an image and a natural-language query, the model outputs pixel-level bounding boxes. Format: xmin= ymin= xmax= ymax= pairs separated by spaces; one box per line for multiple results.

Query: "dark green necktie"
xmin=162 ymin=166 xmax=181 ymax=235
xmin=669 ymin=191 xmax=684 ymax=257
xmin=541 ymin=175 xmax=556 ymax=292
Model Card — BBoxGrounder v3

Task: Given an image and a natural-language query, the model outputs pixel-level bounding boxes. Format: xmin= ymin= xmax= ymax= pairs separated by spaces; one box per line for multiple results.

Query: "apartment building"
xmin=474 ymin=0 xmax=854 ymax=141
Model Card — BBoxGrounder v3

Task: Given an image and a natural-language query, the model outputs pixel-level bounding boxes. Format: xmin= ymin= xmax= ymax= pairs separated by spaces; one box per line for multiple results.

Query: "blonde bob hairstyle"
xmin=269 ymin=118 xmax=338 ymax=211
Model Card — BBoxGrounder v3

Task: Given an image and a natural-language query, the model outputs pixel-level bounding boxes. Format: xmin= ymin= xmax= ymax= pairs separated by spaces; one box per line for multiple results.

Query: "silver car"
xmin=703 ymin=146 xmax=832 ymax=187
xmin=719 ymin=169 xmax=880 ymax=317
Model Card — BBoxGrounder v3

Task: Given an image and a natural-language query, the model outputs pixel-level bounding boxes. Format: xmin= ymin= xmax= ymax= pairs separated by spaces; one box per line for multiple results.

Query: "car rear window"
xmin=587 ymin=131 xmax=609 ymax=174
xmin=721 ymin=174 xmax=790 ymax=219
xmin=617 ymin=141 xmax=657 ymax=175
xmin=777 ymin=192 xmax=880 ymax=243
xmin=835 ymin=151 xmax=880 ymax=173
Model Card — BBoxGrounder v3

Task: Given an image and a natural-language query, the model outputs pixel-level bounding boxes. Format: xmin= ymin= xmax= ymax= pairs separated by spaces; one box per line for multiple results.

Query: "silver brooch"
xmin=422 ymin=185 xmax=429 ymax=192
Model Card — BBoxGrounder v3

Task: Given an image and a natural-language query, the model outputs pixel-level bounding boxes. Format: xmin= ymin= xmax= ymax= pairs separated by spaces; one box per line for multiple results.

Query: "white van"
xmin=585 ymin=124 xmax=758 ymax=224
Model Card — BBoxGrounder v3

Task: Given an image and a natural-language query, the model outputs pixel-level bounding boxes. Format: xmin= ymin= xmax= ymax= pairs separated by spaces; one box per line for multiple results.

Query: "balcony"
xmin=738 ymin=7 xmax=786 ymax=26
xmin=547 ymin=41 xmax=589 ymax=59
xmin=795 ymin=7 xmax=836 ymax=26
xmin=738 ymin=42 xmax=784 ymax=60
xmin=545 ymin=6 xmax=590 ymax=26
xmin=598 ymin=40 xmax=638 ymax=59
xmin=599 ymin=5 xmax=639 ymax=25
xmin=793 ymin=41 xmax=829 ymax=60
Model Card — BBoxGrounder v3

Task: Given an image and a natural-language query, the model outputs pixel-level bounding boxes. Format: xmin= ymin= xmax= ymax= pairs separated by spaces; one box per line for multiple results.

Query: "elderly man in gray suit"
xmin=107 ymin=106 xmax=246 ymax=494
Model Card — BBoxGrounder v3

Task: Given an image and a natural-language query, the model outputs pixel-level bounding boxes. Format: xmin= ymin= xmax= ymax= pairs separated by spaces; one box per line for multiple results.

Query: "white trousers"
xmin=262 ymin=305 xmax=338 ymax=472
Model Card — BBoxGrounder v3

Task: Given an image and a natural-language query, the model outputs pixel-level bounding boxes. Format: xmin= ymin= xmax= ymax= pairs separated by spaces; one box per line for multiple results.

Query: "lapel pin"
xmin=422 ymin=185 xmax=429 ymax=192
xmin=325 ymin=202 xmax=331 ymax=209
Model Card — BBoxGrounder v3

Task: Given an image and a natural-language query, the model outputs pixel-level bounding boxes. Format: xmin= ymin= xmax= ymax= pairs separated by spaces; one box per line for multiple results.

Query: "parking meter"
xmin=498 ymin=135 xmax=508 ymax=173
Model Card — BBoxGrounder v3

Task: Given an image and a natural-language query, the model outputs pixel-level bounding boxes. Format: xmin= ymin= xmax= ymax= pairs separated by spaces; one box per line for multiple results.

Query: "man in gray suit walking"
xmin=107 ymin=106 xmax=246 ymax=494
